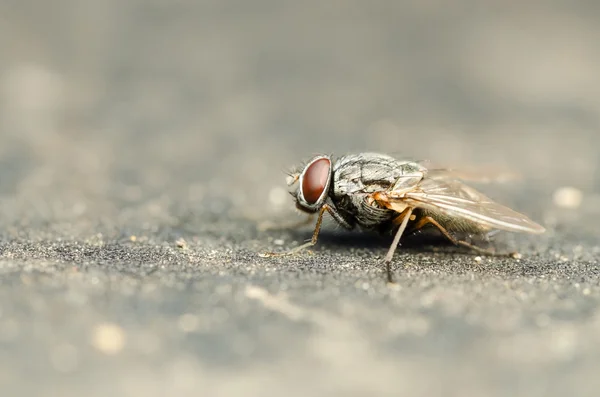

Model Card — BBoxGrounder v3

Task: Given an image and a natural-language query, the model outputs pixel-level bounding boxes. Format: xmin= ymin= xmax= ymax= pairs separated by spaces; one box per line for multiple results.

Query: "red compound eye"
xmin=301 ymin=158 xmax=331 ymax=205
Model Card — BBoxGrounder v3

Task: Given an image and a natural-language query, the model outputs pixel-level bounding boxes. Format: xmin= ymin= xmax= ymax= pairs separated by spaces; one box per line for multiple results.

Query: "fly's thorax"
xmin=331 ymin=153 xmax=425 ymax=198
xmin=328 ymin=153 xmax=423 ymax=229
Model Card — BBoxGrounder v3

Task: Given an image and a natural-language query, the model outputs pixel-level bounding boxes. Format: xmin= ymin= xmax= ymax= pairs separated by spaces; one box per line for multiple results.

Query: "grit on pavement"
xmin=1 ymin=2 xmax=599 ymax=396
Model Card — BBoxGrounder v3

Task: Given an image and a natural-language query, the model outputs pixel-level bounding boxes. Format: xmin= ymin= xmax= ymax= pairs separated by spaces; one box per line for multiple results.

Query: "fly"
xmin=260 ymin=152 xmax=545 ymax=282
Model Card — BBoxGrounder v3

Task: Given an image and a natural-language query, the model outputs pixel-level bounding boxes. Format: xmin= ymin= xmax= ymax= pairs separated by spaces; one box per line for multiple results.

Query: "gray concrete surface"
xmin=1 ymin=1 xmax=599 ymax=396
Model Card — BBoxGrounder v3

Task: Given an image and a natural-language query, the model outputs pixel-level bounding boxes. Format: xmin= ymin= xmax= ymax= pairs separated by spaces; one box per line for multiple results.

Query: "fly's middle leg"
xmin=384 ymin=207 xmax=413 ymax=283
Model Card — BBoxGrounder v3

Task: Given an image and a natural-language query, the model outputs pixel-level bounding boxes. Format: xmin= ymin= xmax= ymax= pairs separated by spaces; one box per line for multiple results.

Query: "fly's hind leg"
xmin=411 ymin=216 xmax=513 ymax=257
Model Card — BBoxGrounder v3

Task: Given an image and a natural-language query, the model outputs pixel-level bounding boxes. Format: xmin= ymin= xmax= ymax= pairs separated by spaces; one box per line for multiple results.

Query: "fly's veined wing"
xmin=398 ymin=178 xmax=545 ymax=234
xmin=425 ymin=168 xmax=522 ymax=184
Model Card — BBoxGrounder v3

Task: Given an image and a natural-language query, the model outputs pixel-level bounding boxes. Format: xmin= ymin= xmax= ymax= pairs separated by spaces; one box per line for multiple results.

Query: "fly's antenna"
xmin=280 ymin=165 xmax=294 ymax=175
xmin=285 ymin=171 xmax=300 ymax=186
xmin=280 ymin=164 xmax=301 ymax=186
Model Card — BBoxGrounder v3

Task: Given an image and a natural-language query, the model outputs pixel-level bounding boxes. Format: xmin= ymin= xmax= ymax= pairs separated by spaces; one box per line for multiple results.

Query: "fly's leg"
xmin=384 ymin=207 xmax=413 ymax=283
xmin=411 ymin=216 xmax=512 ymax=257
xmin=258 ymin=202 xmax=353 ymax=232
xmin=324 ymin=203 xmax=354 ymax=230
xmin=260 ymin=204 xmax=344 ymax=257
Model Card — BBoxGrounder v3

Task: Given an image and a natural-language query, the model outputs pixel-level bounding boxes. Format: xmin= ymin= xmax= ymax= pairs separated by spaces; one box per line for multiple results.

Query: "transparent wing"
xmin=425 ymin=168 xmax=521 ymax=184
xmin=417 ymin=159 xmax=521 ymax=183
xmin=389 ymin=177 xmax=545 ymax=234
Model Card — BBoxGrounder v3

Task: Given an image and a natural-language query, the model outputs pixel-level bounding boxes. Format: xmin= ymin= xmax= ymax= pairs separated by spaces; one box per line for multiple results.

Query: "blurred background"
xmin=1 ymin=0 xmax=599 ymax=221
xmin=0 ymin=1 xmax=599 ymax=396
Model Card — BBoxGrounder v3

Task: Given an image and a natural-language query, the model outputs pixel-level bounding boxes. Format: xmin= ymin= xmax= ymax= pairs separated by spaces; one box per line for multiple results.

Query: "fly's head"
xmin=287 ymin=155 xmax=333 ymax=213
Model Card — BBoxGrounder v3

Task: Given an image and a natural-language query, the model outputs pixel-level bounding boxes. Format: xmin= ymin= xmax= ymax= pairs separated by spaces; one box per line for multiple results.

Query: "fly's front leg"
xmin=259 ymin=204 xmax=345 ymax=257
xmin=258 ymin=200 xmax=353 ymax=232
xmin=324 ymin=202 xmax=354 ymax=230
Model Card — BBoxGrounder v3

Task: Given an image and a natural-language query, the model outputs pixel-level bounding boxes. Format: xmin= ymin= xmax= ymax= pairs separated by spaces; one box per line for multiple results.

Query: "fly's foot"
xmin=258 ymin=248 xmax=306 ymax=258
xmin=259 ymin=249 xmax=316 ymax=258
xmin=384 ymin=258 xmax=396 ymax=284
xmin=258 ymin=251 xmax=284 ymax=258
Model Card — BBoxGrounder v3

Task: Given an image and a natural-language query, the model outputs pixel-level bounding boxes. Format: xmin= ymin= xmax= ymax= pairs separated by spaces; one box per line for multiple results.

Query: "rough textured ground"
xmin=1 ymin=1 xmax=599 ymax=396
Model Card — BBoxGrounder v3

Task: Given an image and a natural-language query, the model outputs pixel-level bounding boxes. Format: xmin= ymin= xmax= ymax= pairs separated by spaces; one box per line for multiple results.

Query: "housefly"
xmin=260 ymin=152 xmax=545 ymax=282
